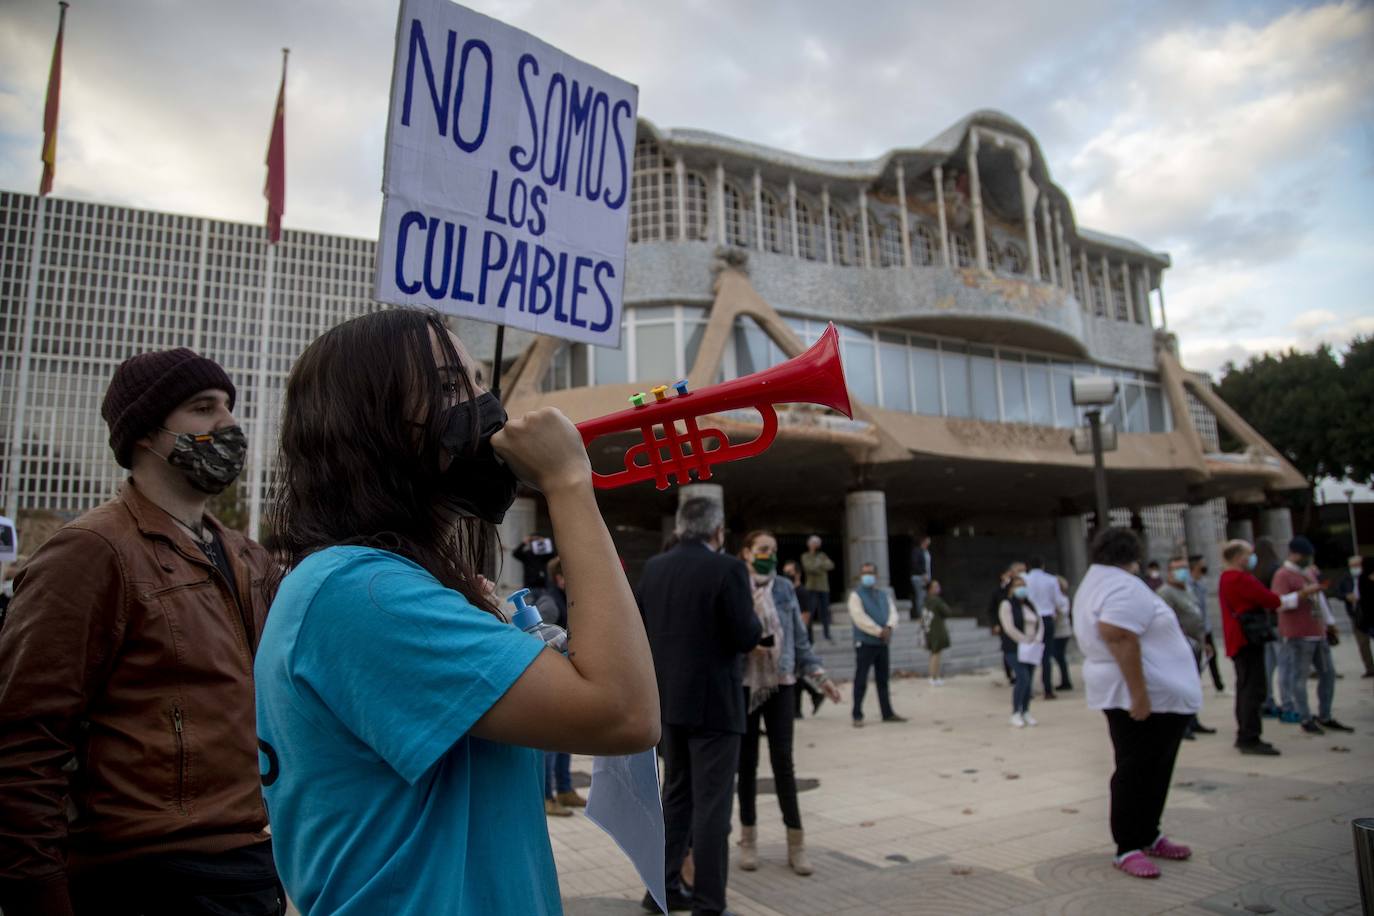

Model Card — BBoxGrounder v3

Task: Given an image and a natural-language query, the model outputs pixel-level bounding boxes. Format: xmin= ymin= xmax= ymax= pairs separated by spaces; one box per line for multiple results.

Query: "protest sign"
xmin=376 ymin=0 xmax=638 ymax=349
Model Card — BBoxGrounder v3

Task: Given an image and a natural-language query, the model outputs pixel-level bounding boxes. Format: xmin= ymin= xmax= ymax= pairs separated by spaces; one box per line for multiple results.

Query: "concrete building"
xmin=0 ymin=111 xmax=1304 ymax=610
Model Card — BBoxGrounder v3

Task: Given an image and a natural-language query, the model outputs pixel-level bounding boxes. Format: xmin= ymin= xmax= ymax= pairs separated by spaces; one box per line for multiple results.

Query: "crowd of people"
xmin=0 ymin=320 xmax=1368 ymax=915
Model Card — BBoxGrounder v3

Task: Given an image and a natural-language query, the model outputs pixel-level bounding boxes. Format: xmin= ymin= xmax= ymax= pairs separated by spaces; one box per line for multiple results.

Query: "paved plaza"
xmin=556 ymin=636 xmax=1373 ymax=916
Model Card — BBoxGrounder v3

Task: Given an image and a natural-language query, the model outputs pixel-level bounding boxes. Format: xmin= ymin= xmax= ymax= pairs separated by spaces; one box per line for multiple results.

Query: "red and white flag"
xmin=264 ymin=50 xmax=287 ymax=244
xmin=39 ymin=2 xmax=70 ymax=196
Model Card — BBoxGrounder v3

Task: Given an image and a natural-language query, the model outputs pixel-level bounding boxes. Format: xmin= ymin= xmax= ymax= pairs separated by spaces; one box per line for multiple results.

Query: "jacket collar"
xmin=118 ymin=478 xmax=244 ymax=569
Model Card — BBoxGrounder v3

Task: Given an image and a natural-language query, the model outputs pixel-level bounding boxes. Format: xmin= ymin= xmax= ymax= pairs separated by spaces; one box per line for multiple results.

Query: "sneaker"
xmin=1318 ymin=718 xmax=1353 ymax=732
xmin=1279 ymin=711 xmax=1303 ymax=724
xmin=545 ymin=798 xmax=573 ymax=817
xmin=933 ymin=678 xmax=945 ymax=686
xmin=1145 ymin=835 xmax=1192 ymax=860
xmin=1010 ymin=713 xmax=1026 ymax=728
xmin=1300 ymin=719 xmax=1325 ymax=735
xmin=1113 ymin=851 xmax=1160 ymax=879
xmin=1022 ymin=712 xmax=1038 ymax=727
xmin=1237 ymin=741 xmax=1281 ymax=756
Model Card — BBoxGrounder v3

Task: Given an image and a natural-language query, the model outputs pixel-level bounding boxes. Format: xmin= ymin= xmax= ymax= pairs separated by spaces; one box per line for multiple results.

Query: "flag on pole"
xmin=39 ymin=2 xmax=70 ymax=197
xmin=264 ymin=49 xmax=287 ymax=244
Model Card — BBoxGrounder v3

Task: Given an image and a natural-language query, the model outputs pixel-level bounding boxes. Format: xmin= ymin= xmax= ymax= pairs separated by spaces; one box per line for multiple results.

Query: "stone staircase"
xmin=809 ymin=602 xmax=1012 ymax=681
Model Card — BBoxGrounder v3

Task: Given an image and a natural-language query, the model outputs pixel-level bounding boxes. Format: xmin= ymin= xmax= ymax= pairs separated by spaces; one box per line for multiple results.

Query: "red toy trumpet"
xmin=577 ymin=322 xmax=852 ymax=490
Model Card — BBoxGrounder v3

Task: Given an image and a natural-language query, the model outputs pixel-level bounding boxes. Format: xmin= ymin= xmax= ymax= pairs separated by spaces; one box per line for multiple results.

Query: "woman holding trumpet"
xmin=254 ymin=307 xmax=659 ymax=915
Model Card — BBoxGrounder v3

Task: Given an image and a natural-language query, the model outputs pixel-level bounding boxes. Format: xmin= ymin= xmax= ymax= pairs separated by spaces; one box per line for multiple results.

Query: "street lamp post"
xmin=1071 ymin=376 xmax=1121 ymax=533
xmin=1346 ymin=488 xmax=1360 ymax=556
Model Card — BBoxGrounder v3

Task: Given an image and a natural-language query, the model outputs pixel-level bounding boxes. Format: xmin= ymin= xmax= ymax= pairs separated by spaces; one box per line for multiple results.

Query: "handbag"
xmin=1238 ymin=610 xmax=1276 ymax=647
xmin=1016 ymin=641 xmax=1045 ymax=666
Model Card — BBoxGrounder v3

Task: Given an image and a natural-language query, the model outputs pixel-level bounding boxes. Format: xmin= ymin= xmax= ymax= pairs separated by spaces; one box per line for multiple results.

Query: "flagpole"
xmin=247 ymin=47 xmax=288 ymax=541
xmin=4 ymin=195 xmax=47 ymax=519
xmin=247 ymin=240 xmax=274 ymax=540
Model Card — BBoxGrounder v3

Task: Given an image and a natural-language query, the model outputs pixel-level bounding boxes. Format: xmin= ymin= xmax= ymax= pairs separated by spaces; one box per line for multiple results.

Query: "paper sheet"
xmin=585 ymin=750 xmax=665 ymax=913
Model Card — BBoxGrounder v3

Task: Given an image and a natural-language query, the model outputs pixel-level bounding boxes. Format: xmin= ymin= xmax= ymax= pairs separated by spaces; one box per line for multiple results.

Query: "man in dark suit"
xmin=1336 ymin=555 xmax=1374 ymax=677
xmin=638 ymin=497 xmax=760 ymax=916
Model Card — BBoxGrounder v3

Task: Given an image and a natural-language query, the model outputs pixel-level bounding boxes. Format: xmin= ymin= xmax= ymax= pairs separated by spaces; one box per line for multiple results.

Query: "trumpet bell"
xmin=577 ymin=322 xmax=852 ymax=490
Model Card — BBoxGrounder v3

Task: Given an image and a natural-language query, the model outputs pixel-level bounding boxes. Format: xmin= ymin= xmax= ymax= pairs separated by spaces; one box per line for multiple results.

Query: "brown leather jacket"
xmin=0 ymin=480 xmax=276 ymax=914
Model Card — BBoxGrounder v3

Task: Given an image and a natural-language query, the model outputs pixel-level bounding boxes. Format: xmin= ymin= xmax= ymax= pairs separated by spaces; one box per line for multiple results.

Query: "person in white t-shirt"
xmin=1072 ymin=528 xmax=1201 ymax=881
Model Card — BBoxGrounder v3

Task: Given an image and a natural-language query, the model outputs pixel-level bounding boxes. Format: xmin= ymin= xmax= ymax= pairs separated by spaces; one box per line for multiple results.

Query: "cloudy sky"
xmin=1 ymin=0 xmax=1371 ymax=376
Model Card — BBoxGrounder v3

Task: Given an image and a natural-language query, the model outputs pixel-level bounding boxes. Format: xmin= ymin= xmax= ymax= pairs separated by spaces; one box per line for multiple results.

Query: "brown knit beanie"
xmin=101 ymin=349 xmax=237 ymax=468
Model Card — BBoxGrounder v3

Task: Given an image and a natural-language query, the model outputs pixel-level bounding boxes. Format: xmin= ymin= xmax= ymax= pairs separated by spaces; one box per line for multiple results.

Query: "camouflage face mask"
xmin=160 ymin=425 xmax=247 ymax=495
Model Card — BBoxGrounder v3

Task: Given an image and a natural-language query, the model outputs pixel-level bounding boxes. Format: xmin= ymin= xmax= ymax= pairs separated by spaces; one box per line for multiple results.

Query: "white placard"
xmin=0 ymin=515 xmax=17 ymax=565
xmin=376 ymin=0 xmax=638 ymax=348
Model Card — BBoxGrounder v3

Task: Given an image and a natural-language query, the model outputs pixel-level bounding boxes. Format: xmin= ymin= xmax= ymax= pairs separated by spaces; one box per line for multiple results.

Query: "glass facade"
xmin=542 ymin=306 xmax=1174 ymax=434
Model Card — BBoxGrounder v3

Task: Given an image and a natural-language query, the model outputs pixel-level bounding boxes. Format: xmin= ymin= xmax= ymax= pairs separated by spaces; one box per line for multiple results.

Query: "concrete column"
xmin=1017 ymin=152 xmax=1040 ymax=280
xmin=845 ymin=489 xmax=890 ymax=590
xmin=1158 ymin=273 xmax=1168 ymax=329
xmin=1121 ymin=262 xmax=1134 ymax=324
xmin=675 ymin=157 xmax=687 ymax=240
xmin=1041 ymin=197 xmax=1056 ymax=285
xmin=752 ymin=169 xmax=764 ymax=250
xmin=1100 ymin=254 xmax=1113 ymax=318
xmin=787 ymin=177 xmax=799 ymax=258
xmin=859 ymin=189 xmax=872 ymax=267
xmin=497 ymin=496 xmax=539 ymax=594
xmin=967 ymin=132 xmax=988 ymax=271
xmin=1054 ymin=209 xmax=1069 ymax=291
xmin=821 ymin=186 xmax=834 ymax=265
xmin=1259 ymin=507 xmax=1294 ymax=547
xmin=1056 ymin=515 xmax=1089 ymax=590
xmin=1079 ymin=249 xmax=1091 ymax=311
xmin=657 ymin=163 xmax=668 ymax=240
xmin=1228 ymin=518 xmax=1255 ymax=544
xmin=1184 ymin=504 xmax=1221 ymax=568
xmin=933 ymin=164 xmax=951 ymax=267
xmin=714 ymin=162 xmax=727 ymax=243
xmin=895 ymin=161 xmax=912 ymax=268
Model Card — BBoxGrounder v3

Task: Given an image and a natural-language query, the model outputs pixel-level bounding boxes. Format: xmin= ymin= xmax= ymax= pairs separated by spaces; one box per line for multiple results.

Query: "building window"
xmin=952 ymin=233 xmax=974 ymax=268
xmin=629 ymin=138 xmax=668 ymax=243
xmin=795 ymin=197 xmax=820 ymax=260
xmin=1038 ymin=244 xmax=1052 ymax=282
xmin=760 ymin=189 xmax=786 ymax=253
xmin=912 ymin=224 xmax=937 ymax=266
xmin=1090 ymin=270 xmax=1107 ymax=318
xmin=1000 ymin=242 xmax=1026 ymax=276
xmin=829 ymin=208 xmax=858 ymax=266
xmin=1110 ymin=270 xmax=1128 ymax=321
xmin=878 ymin=218 xmax=903 ymax=267
xmin=723 ymin=182 xmax=752 ymax=248
xmin=684 ymin=172 xmax=710 ymax=241
xmin=1072 ymin=265 xmax=1088 ymax=307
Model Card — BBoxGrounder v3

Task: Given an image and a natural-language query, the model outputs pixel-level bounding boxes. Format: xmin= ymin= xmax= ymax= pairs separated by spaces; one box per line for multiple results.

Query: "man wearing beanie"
xmin=0 ymin=349 xmax=283 ymax=916
xmin=1271 ymin=536 xmax=1352 ymax=735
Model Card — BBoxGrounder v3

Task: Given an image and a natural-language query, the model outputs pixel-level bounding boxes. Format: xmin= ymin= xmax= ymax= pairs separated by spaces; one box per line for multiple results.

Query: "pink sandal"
xmin=1146 ymin=835 xmax=1192 ymax=860
xmin=1114 ymin=851 xmax=1161 ymax=878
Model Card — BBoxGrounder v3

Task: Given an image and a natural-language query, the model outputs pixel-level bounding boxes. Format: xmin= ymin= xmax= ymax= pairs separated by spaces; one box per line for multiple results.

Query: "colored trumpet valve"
xmin=629 ymin=393 xmax=647 ymax=407
xmin=651 ymin=385 xmax=669 ymax=402
xmin=673 ymin=380 xmax=689 ymax=396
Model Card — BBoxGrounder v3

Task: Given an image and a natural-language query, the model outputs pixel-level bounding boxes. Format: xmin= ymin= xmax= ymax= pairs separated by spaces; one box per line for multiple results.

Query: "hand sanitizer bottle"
xmin=508 ymin=588 xmax=569 ymax=655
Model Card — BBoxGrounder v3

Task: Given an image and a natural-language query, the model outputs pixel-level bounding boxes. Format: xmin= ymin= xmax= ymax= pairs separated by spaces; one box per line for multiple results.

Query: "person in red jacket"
xmin=1218 ymin=539 xmax=1320 ymax=756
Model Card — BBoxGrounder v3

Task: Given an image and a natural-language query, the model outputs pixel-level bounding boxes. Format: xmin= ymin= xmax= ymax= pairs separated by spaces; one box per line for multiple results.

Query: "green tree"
xmin=1215 ymin=345 xmax=1347 ymax=485
xmin=1335 ymin=336 xmax=1374 ymax=484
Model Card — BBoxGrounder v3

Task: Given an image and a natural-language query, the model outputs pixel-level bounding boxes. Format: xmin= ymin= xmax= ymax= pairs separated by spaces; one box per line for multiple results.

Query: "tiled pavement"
xmin=557 ymin=637 xmax=1374 ymax=915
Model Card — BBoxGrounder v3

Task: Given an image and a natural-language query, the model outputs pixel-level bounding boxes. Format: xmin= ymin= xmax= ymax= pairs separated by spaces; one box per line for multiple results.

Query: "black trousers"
xmin=803 ymin=590 xmax=832 ymax=641
xmin=739 ymin=685 xmax=802 ymax=830
xmin=1050 ymin=636 xmax=1073 ymax=688
xmin=1203 ymin=633 xmax=1226 ymax=690
xmin=1232 ymin=643 xmax=1267 ymax=746
xmin=662 ymin=724 xmax=740 ymax=916
xmin=1104 ymin=710 xmax=1190 ymax=856
xmin=852 ymin=644 xmax=895 ymax=721
xmin=69 ymin=840 xmax=283 ymax=916
xmin=1040 ymin=615 xmax=1058 ymax=694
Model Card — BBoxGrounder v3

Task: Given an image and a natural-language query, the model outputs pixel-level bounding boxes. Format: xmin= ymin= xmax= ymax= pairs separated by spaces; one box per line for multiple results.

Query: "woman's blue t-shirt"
xmin=254 ymin=546 xmax=560 ymax=915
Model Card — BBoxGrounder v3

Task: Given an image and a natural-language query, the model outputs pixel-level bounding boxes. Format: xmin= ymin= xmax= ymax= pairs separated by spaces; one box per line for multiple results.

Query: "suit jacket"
xmin=637 ymin=541 xmax=761 ymax=734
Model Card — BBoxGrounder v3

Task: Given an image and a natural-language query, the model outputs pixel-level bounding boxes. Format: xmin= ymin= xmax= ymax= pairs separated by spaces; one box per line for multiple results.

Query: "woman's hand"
xmin=822 ymin=679 xmax=843 ymax=703
xmin=491 ymin=407 xmax=592 ymax=496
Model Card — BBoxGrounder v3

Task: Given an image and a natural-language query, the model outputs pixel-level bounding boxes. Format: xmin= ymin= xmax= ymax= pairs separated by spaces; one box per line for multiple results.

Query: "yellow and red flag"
xmin=39 ymin=2 xmax=70 ymax=197
xmin=264 ymin=50 xmax=287 ymax=244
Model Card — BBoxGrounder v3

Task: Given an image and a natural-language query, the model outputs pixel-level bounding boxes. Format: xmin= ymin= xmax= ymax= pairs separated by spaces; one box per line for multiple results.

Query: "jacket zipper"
xmin=173 ymin=706 xmax=188 ymax=814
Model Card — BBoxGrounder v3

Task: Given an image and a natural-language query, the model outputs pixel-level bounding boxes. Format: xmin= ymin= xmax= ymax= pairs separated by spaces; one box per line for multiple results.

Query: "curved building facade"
xmin=0 ymin=110 xmax=1304 ymax=610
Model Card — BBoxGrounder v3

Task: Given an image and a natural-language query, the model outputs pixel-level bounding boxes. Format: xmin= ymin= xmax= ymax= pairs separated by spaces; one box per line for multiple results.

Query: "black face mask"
xmin=437 ymin=392 xmax=518 ymax=524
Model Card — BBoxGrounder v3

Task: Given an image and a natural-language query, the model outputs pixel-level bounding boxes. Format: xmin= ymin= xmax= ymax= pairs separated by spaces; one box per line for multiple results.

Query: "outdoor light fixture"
xmin=1072 ymin=376 xmax=1120 ymax=533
